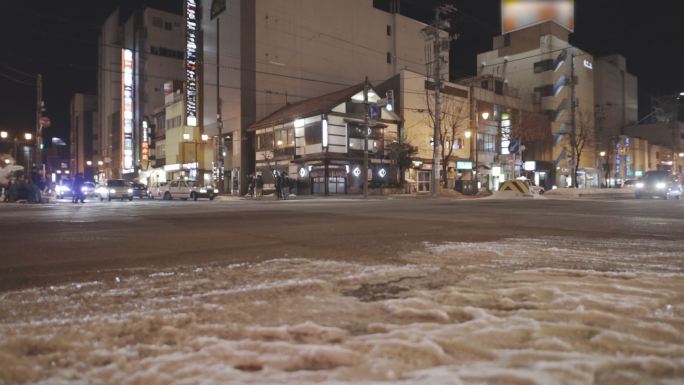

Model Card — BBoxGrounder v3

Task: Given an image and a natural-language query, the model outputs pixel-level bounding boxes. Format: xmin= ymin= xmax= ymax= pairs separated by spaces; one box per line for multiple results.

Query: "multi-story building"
xmin=248 ymin=82 xmax=400 ymax=195
xmin=625 ymin=122 xmax=684 ymax=174
xmin=477 ymin=20 xmax=598 ymax=188
xmin=97 ymin=6 xmax=184 ymax=179
xmin=198 ymin=0 xmax=430 ymax=194
xmin=69 ymin=94 xmax=98 ymax=180
xmin=593 ymin=54 xmax=639 ymax=185
xmin=397 ymin=70 xmax=471 ymax=193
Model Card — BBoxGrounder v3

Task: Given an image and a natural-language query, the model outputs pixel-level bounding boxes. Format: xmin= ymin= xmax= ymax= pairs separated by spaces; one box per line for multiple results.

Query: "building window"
xmin=164 ymin=22 xmax=172 ymax=31
xmin=494 ymin=80 xmax=503 ymax=95
xmin=387 ymin=25 xmax=391 ymax=36
xmin=304 ymin=123 xmax=322 ymax=145
xmin=257 ymin=132 xmax=274 ymax=150
xmin=477 ymin=133 xmax=497 ymax=153
xmin=152 ymin=17 xmax=163 ymax=28
xmin=387 ymin=52 xmax=392 ymax=64
xmin=287 ymin=127 xmax=295 ymax=145
xmin=534 ymin=85 xmax=554 ymax=98
xmin=533 ymin=59 xmax=554 ymax=73
xmin=150 ymin=46 xmax=184 ymax=60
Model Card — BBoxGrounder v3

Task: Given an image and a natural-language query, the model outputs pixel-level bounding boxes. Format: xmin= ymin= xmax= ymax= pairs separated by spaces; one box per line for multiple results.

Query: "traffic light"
xmin=385 ymin=90 xmax=394 ymax=112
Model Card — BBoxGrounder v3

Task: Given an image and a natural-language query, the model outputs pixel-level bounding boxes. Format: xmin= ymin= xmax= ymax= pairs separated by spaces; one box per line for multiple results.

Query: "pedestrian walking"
xmin=275 ymin=171 xmax=282 ymax=200
xmin=72 ymin=172 xmax=85 ymax=203
xmin=255 ymin=173 xmax=264 ymax=200
xmin=247 ymin=173 xmax=255 ymax=198
xmin=281 ymin=171 xmax=289 ymax=200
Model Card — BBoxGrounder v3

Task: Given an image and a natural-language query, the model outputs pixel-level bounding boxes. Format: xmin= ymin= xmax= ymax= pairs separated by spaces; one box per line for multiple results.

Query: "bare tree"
xmin=424 ymin=90 xmax=469 ymax=187
xmin=387 ymin=141 xmax=418 ymax=186
xmin=570 ymin=108 xmax=594 ymax=188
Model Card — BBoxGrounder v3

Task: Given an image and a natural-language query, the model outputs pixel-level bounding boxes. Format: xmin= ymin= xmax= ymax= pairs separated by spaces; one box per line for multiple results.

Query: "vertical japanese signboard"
xmin=185 ymin=0 xmax=198 ymax=127
xmin=121 ymin=48 xmax=134 ymax=173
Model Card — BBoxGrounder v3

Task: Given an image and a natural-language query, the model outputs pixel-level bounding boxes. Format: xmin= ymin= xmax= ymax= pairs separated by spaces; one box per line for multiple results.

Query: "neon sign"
xmin=121 ymin=49 xmax=134 ymax=173
xmin=185 ymin=0 xmax=198 ymax=127
xmin=500 ymin=113 xmax=511 ymax=155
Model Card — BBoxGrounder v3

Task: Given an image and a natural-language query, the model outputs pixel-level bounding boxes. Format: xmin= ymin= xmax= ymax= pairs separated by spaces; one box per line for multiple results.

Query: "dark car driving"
xmin=131 ymin=182 xmax=150 ymax=199
xmin=635 ymin=171 xmax=682 ymax=200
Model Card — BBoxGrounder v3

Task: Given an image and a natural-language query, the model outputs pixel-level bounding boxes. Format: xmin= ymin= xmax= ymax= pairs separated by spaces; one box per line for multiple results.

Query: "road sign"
xmin=368 ymin=105 xmax=380 ymax=121
xmin=508 ymin=139 xmax=520 ymax=154
xmin=39 ymin=116 xmax=51 ymax=128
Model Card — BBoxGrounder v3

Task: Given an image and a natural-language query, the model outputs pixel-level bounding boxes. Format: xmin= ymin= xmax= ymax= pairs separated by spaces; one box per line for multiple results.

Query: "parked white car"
xmin=159 ymin=180 xmax=217 ymax=201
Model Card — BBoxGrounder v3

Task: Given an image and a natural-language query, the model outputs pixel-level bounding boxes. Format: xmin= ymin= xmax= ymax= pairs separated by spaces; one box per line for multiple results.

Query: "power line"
xmin=0 ymin=71 xmax=34 ymax=87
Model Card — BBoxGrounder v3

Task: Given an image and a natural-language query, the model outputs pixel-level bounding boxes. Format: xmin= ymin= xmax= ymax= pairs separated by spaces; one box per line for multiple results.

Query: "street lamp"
xmin=24 ymin=133 xmax=32 ymax=141
xmin=0 ymin=131 xmax=7 ymax=139
xmin=481 ymin=111 xmax=490 ymax=120
xmin=182 ymin=132 xmax=208 ymax=181
xmin=599 ymin=151 xmax=610 ymax=188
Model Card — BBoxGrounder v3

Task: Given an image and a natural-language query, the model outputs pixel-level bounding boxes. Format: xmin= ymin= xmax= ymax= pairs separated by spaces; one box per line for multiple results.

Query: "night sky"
xmin=1 ymin=0 xmax=682 ymax=147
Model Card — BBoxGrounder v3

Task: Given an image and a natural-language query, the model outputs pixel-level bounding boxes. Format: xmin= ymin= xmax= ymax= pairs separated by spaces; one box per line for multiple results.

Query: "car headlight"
xmin=656 ymin=182 xmax=666 ymax=189
xmin=127 ymin=188 xmax=133 ymax=194
xmin=635 ymin=182 xmax=644 ymax=189
xmin=200 ymin=189 xmax=207 ymax=193
xmin=81 ymin=186 xmax=87 ymax=192
xmin=110 ymin=189 xmax=116 ymax=194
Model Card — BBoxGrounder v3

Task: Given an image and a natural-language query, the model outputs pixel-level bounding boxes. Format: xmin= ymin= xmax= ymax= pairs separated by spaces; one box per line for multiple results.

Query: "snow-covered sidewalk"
xmin=1 ymin=236 xmax=682 ymax=385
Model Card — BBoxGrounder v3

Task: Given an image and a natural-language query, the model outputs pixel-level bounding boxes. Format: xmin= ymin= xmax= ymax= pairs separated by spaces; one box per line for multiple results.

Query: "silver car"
xmin=635 ymin=171 xmax=682 ymax=200
xmin=101 ymin=179 xmax=134 ymax=201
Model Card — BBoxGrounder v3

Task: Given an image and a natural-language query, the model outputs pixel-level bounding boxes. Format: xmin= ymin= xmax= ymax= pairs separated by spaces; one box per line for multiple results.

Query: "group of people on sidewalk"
xmin=246 ymin=171 xmax=292 ymax=200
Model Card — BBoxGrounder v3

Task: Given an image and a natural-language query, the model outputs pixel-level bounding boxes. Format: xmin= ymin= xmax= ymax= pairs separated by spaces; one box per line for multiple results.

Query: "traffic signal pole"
xmin=36 ymin=74 xmax=46 ymax=181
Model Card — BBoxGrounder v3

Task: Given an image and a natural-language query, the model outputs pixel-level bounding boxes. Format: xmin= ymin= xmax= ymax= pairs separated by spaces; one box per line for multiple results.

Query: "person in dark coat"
xmin=247 ymin=174 xmax=255 ymax=198
xmin=281 ymin=171 xmax=289 ymax=200
xmin=255 ymin=174 xmax=264 ymax=200
xmin=274 ymin=171 xmax=282 ymax=200
xmin=72 ymin=172 xmax=85 ymax=203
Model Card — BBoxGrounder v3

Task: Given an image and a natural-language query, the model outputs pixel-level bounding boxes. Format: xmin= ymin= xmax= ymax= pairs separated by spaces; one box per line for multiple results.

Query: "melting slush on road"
xmin=1 ymin=237 xmax=683 ymax=384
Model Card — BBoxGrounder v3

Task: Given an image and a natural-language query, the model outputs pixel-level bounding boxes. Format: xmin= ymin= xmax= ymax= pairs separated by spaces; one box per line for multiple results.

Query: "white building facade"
xmin=199 ymin=0 xmax=431 ymax=194
xmin=97 ymin=7 xmax=185 ymax=179
xmin=477 ymin=21 xmax=598 ymax=188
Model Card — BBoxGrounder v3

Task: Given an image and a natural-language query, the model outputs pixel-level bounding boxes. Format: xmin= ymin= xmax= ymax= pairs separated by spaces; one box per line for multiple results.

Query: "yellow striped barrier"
xmin=498 ymin=180 xmax=531 ymax=194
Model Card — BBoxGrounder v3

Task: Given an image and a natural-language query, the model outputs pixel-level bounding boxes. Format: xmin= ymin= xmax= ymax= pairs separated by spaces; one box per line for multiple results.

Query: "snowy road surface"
xmin=2 ymin=234 xmax=683 ymax=384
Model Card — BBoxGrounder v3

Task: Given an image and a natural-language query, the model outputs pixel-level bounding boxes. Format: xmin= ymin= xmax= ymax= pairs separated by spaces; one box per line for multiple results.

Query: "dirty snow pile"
xmin=1 ymin=237 xmax=683 ymax=385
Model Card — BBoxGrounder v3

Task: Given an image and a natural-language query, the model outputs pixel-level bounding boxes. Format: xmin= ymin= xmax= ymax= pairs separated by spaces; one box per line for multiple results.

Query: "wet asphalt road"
xmin=1 ymin=196 xmax=682 ymax=291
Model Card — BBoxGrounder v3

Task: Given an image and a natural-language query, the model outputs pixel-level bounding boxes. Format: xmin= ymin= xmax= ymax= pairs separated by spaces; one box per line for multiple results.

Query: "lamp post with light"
xmin=182 ymin=132 xmax=208 ymax=181
xmin=599 ymin=151 xmax=609 ymax=188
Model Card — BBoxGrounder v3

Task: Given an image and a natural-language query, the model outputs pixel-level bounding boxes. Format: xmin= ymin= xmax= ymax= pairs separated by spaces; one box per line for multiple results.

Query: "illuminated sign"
xmin=500 ymin=116 xmax=511 ymax=155
xmin=456 ymin=161 xmax=473 ymax=169
xmin=121 ymin=48 xmax=134 ymax=173
xmin=583 ymin=59 xmax=593 ymax=70
xmin=524 ymin=161 xmax=537 ymax=171
xmin=185 ymin=0 xmax=198 ymax=127
xmin=502 ymin=0 xmax=574 ymax=34
xmin=142 ymin=120 xmax=149 ymax=161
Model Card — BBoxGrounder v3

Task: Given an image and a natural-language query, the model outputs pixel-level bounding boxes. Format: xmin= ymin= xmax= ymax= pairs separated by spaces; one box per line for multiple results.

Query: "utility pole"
xmin=35 ymin=74 xmax=42 ymax=173
xmin=363 ymin=78 xmax=370 ymax=199
xmin=216 ymin=16 xmax=224 ymax=194
xmin=569 ymin=48 xmax=577 ymax=187
xmin=422 ymin=5 xmax=456 ymax=197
